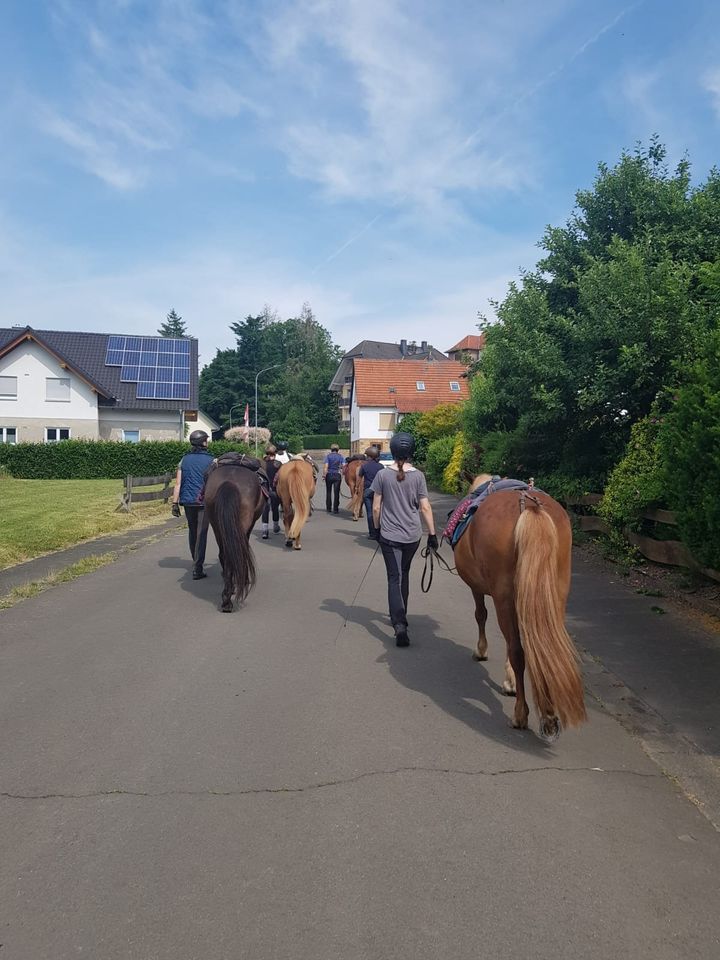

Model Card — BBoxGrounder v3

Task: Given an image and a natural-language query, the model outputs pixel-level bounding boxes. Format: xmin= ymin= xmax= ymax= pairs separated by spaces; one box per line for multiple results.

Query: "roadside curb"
xmin=0 ymin=518 xmax=184 ymax=598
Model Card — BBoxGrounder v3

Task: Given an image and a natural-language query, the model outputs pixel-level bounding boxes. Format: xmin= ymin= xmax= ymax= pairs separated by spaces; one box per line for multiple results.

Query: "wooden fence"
xmin=116 ymin=472 xmax=175 ymax=513
xmin=565 ymin=494 xmax=720 ymax=583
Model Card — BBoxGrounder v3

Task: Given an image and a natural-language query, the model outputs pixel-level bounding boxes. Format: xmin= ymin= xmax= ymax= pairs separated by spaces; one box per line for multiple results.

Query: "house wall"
xmin=98 ymin=408 xmax=183 ymax=441
xmin=350 ymin=400 xmax=397 ymax=453
xmin=0 ymin=340 xmax=99 ymax=442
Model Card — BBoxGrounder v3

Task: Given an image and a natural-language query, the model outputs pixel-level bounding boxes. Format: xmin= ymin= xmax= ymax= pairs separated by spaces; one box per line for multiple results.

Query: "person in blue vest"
xmin=171 ymin=429 xmax=214 ymax=579
xmin=358 ymin=445 xmax=384 ymax=539
xmin=323 ymin=443 xmax=344 ymax=513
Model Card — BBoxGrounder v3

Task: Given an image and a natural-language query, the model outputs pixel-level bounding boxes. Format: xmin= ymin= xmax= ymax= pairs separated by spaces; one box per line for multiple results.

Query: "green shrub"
xmin=417 ymin=403 xmax=463 ymax=441
xmin=425 ymin=435 xmax=456 ymax=488
xmin=286 ymin=435 xmax=304 ymax=454
xmin=659 ymin=330 xmax=720 ymax=568
xmin=598 ymin=416 xmax=665 ymax=532
xmin=302 ymin=433 xmax=350 ymax=448
xmin=396 ymin=412 xmax=430 ymax=465
xmin=441 ymin=433 xmax=467 ymax=494
xmin=0 ymin=439 xmax=251 ymax=480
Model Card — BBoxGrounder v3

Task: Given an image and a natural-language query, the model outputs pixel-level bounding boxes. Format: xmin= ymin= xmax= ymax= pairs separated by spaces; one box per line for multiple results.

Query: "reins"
xmin=420 ymin=541 xmax=456 ymax=593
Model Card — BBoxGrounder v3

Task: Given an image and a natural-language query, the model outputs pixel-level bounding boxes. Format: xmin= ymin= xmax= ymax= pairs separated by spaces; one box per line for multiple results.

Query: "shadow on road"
xmin=321 ymin=596 xmax=554 ymax=757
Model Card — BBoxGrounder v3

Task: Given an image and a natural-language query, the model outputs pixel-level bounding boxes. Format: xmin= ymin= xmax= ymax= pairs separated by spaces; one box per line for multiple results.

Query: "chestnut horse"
xmin=276 ymin=457 xmax=316 ymax=550
xmin=453 ymin=477 xmax=586 ymax=739
xmin=344 ymin=458 xmax=366 ymax=521
xmin=200 ymin=465 xmax=264 ymax=612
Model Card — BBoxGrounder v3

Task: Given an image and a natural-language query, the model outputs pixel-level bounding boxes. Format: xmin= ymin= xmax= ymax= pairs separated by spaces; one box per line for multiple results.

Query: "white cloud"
xmin=704 ymin=68 xmax=720 ymax=118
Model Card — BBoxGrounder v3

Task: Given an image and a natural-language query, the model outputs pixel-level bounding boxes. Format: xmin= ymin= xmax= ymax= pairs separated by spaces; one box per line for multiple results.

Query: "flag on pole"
xmin=243 ymin=403 xmax=250 ymax=428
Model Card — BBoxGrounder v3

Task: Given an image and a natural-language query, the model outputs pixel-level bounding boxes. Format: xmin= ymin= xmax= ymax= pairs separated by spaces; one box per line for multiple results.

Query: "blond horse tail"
xmin=514 ymin=505 xmax=586 ymax=729
xmin=288 ymin=464 xmax=311 ymax=540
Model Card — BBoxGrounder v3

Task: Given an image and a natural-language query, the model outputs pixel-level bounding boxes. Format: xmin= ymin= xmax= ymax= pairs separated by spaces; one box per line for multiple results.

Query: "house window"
xmin=0 ymin=426 xmax=16 ymax=444
xmin=378 ymin=413 xmax=396 ymax=431
xmin=0 ymin=376 xmax=18 ymax=398
xmin=45 ymin=427 xmax=71 ymax=442
xmin=46 ymin=377 xmax=71 ymax=402
xmin=416 ymin=381 xmax=426 ymax=391
xmin=123 ymin=430 xmax=140 ymax=443
xmin=449 ymin=381 xmax=461 ymax=392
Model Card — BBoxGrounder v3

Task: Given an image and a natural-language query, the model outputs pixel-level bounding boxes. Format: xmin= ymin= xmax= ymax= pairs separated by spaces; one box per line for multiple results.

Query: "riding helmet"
xmin=276 ymin=440 xmax=289 ymax=450
xmin=189 ymin=429 xmax=209 ymax=446
xmin=390 ymin=432 xmax=415 ymax=461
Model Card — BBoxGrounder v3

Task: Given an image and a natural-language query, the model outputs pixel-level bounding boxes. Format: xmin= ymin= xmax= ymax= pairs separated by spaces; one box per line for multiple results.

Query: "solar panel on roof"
xmin=105 ymin=335 xmax=190 ymax=400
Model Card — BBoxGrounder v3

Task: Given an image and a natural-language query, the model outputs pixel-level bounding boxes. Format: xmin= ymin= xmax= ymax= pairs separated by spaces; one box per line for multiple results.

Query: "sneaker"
xmin=262 ymin=532 xmax=269 ymax=540
xmin=273 ymin=523 xmax=280 ymax=533
xmin=192 ymin=569 xmax=207 ymax=580
xmin=395 ymin=628 xmax=410 ymax=648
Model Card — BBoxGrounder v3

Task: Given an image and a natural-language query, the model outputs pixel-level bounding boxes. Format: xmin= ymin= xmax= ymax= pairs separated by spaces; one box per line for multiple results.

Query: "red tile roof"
xmin=353 ymin=359 xmax=469 ymax=412
xmin=446 ymin=334 xmax=485 ymax=353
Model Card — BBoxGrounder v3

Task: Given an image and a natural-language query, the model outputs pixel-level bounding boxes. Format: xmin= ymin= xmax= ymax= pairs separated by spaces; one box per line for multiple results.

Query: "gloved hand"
xmin=171 ymin=502 xmax=181 ymax=518
xmin=427 ymin=533 xmax=439 ymax=552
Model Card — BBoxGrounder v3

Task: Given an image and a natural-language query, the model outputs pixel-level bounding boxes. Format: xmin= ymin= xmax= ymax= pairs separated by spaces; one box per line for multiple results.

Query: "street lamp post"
xmin=254 ymin=363 xmax=282 ymax=455
xmin=228 ymin=403 xmax=244 ymax=429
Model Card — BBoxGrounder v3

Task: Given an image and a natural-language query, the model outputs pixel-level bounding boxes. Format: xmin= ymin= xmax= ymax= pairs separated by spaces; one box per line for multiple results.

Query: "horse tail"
xmin=213 ymin=480 xmax=256 ymax=603
xmin=288 ymin=465 xmax=311 ymax=540
xmin=514 ymin=504 xmax=586 ymax=729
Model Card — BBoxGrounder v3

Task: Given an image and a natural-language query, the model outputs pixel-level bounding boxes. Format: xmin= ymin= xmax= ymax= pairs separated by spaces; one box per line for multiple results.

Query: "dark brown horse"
xmin=454 ymin=477 xmax=586 ymax=740
xmin=200 ymin=465 xmax=264 ymax=612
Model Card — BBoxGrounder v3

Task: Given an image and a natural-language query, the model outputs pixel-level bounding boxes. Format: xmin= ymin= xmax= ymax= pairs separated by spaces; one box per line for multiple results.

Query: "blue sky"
xmin=1 ymin=0 xmax=719 ymax=366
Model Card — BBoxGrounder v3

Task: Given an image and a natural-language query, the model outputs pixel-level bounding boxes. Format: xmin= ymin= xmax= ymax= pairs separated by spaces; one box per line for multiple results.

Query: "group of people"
xmin=173 ymin=430 xmax=438 ymax=648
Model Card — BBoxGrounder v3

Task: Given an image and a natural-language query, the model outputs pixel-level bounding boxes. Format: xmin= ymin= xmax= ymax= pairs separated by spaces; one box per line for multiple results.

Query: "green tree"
xmin=158 ymin=309 xmax=188 ymax=338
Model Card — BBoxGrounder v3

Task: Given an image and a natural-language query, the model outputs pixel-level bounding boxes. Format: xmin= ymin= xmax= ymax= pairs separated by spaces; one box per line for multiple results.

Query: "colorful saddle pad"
xmin=443 ymin=478 xmax=537 ymax=548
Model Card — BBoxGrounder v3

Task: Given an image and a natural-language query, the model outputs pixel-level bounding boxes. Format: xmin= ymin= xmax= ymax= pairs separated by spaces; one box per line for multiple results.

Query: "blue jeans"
xmin=364 ymin=490 xmax=378 ymax=538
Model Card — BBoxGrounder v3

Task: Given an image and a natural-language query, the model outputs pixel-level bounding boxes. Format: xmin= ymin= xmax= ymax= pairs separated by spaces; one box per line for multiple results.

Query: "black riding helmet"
xmin=276 ymin=440 xmax=289 ymax=451
xmin=189 ymin=429 xmax=209 ymax=446
xmin=390 ymin=431 xmax=414 ymax=461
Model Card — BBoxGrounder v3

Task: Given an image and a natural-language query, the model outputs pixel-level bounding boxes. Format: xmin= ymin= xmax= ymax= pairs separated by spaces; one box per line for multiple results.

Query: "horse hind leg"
xmin=495 ymin=595 xmax=529 ymax=730
xmin=471 ymin=590 xmax=489 ymax=662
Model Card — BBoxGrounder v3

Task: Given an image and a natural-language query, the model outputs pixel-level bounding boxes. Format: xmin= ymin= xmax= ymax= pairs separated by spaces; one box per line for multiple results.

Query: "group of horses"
xmin=198 ymin=452 xmax=585 ymax=741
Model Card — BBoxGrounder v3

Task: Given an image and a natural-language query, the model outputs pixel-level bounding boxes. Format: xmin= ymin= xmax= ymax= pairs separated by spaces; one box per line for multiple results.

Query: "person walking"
xmin=358 ymin=446 xmax=384 ymax=540
xmin=260 ymin=444 xmax=283 ymax=539
xmin=323 ymin=443 xmax=344 ymax=514
xmin=171 ymin=429 xmax=215 ymax=579
xmin=370 ymin=432 xmax=438 ymax=647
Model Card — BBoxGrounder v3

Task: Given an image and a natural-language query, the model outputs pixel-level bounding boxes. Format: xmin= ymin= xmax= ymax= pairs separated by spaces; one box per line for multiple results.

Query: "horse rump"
xmin=212 ymin=479 xmax=257 ymax=606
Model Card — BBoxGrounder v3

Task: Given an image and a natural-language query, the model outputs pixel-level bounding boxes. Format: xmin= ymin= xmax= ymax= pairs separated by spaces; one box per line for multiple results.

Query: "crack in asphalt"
xmin=0 ymin=764 xmax=660 ymax=800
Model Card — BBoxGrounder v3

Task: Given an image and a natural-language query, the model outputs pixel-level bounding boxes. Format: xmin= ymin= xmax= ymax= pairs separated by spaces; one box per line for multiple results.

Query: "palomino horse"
xmin=344 ymin=457 xmax=366 ymax=521
xmin=200 ymin=464 xmax=264 ymax=612
xmin=276 ymin=457 xmax=316 ymax=550
xmin=453 ymin=476 xmax=586 ymax=739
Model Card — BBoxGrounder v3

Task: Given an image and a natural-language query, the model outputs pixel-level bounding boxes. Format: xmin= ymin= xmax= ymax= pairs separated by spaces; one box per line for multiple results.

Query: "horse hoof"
xmin=539 ymin=717 xmax=561 ymax=742
xmin=502 ymin=683 xmax=517 ymax=697
xmin=293 ymin=544 xmax=302 ymax=550
xmin=352 ymin=517 xmax=359 ymax=522
xmin=285 ymin=539 xmax=293 ymax=548
xmin=221 ymin=603 xmax=233 ymax=613
xmin=472 ymin=652 xmax=488 ymax=662
xmin=511 ymin=718 xmax=529 ymax=730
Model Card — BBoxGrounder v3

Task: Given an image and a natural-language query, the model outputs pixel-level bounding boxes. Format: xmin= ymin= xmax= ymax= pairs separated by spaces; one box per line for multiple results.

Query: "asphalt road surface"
xmin=1 ymin=486 xmax=719 ymax=959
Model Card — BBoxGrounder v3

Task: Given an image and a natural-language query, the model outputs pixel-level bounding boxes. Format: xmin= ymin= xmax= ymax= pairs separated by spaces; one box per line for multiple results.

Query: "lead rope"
xmin=420 ymin=541 xmax=457 ymax=593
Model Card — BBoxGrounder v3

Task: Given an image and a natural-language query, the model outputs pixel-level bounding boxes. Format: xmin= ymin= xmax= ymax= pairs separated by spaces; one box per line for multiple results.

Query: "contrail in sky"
xmin=311 ymin=1 xmax=642 ymax=274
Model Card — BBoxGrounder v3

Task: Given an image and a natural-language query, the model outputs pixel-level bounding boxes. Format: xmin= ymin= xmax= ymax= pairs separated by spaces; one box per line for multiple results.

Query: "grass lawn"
xmin=1 ymin=477 xmax=173 ymax=569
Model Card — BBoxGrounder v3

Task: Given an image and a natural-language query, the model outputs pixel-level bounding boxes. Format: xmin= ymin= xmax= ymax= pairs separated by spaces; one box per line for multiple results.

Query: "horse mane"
xmin=469 ymin=473 xmax=493 ymax=493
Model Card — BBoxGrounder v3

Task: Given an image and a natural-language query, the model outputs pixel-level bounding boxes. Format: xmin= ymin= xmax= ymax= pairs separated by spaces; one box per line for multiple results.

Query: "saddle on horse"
xmin=443 ymin=477 xmax=538 ymax=548
xmin=203 ymin=452 xmax=271 ymax=498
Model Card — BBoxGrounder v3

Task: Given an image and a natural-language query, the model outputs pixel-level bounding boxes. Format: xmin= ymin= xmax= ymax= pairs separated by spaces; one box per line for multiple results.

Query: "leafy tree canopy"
xmin=199 ymin=304 xmax=342 ymax=440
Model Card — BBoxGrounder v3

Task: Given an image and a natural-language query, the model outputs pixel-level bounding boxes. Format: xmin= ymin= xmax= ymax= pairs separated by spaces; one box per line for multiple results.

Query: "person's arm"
xmin=419 ymin=497 xmax=436 ymax=536
xmin=372 ymin=492 xmax=382 ymax=530
xmin=323 ymin=455 xmax=329 ymax=478
xmin=172 ymin=467 xmax=182 ymax=516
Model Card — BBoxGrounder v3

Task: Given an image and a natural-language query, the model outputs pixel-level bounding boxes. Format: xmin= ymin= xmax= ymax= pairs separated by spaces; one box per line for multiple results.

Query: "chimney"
xmin=421 ymin=340 xmax=428 ymax=352
xmin=400 ymin=339 xmax=407 ymax=357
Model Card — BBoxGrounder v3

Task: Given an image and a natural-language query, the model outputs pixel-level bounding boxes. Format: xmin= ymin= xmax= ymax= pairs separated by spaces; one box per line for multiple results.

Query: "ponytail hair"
xmin=396 ymin=457 xmax=407 ymax=482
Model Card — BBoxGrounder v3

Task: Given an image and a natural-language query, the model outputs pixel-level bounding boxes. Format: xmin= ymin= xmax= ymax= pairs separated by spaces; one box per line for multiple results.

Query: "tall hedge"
xmin=0 ymin=440 xmax=251 ymax=480
xmin=302 ymin=433 xmax=350 ymax=448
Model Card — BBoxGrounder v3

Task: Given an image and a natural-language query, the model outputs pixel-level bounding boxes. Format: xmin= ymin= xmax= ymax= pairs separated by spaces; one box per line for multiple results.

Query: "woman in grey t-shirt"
xmin=370 ymin=432 xmax=438 ymax=647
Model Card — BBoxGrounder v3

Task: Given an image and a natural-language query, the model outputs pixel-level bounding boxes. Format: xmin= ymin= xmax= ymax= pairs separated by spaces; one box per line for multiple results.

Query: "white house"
xmin=0 ymin=326 xmax=201 ymax=444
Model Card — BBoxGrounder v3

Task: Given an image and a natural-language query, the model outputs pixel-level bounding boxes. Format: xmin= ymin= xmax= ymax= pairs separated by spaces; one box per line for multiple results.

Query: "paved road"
xmin=1 ymin=486 xmax=719 ymax=959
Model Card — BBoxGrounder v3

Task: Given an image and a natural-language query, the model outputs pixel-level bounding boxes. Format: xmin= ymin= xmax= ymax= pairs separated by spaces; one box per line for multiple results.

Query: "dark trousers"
xmin=364 ymin=490 xmax=378 ymax=538
xmin=184 ymin=505 xmax=208 ymax=571
xmin=379 ymin=538 xmax=420 ymax=631
xmin=325 ymin=474 xmax=341 ymax=512
xmin=262 ymin=492 xmax=280 ymax=523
